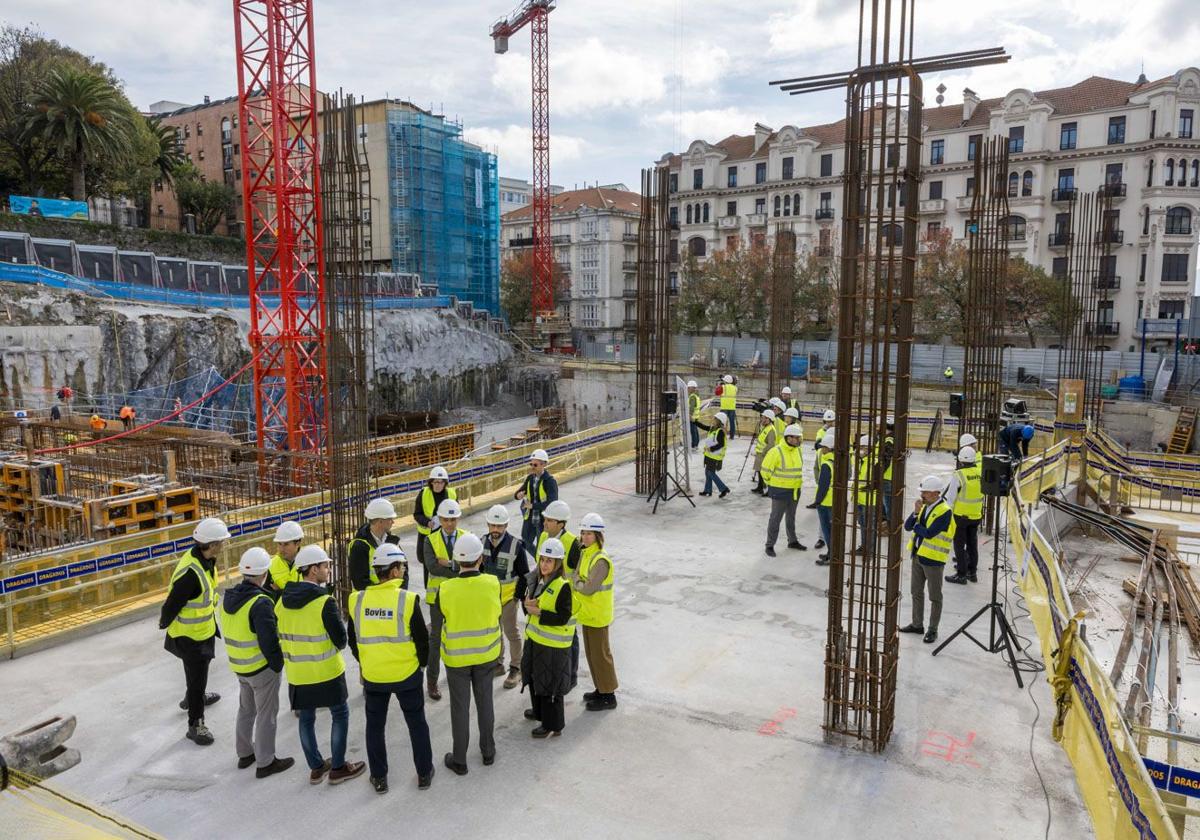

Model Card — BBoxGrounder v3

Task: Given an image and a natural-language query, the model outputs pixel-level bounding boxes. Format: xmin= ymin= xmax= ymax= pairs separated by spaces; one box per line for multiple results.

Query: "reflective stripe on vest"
xmin=526 ymin=577 xmax=576 ymax=649
xmin=439 ymin=574 xmax=502 ymax=667
xmin=574 ymin=544 xmax=614 ymax=628
xmin=522 ymin=474 xmax=549 ymax=521
xmin=536 ymin=529 xmax=578 ymax=565
xmin=222 ymin=593 xmax=271 ymax=674
xmin=882 ymin=435 xmax=894 ymax=481
xmin=855 ymin=455 xmax=876 ymax=505
xmin=426 ymin=528 xmax=466 ymax=604
xmin=417 ymin=486 xmax=457 ymax=536
xmin=909 ymin=500 xmax=958 ymax=564
xmin=349 ymin=537 xmax=380 ymax=586
xmin=706 ymin=429 xmax=727 ymax=462
xmin=755 ymin=423 xmax=775 ymax=456
xmin=275 ymin=594 xmax=345 ymax=685
xmin=719 ymin=383 xmax=737 ymax=410
xmin=689 ymin=392 xmax=701 ymax=420
xmin=166 ymin=553 xmax=217 ymax=641
xmin=953 ymin=463 xmax=984 ymax=520
xmin=487 ymin=535 xmax=521 ymax=604
xmin=763 ymin=443 xmax=804 ymax=492
xmin=350 ymin=581 xmax=418 ymax=683
xmin=819 ymin=452 xmax=836 ymax=508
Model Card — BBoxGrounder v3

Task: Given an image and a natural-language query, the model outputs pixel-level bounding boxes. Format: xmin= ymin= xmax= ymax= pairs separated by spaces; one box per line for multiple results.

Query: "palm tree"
xmin=23 ymin=66 xmax=132 ymax=200
xmin=146 ymin=115 xmax=184 ymax=188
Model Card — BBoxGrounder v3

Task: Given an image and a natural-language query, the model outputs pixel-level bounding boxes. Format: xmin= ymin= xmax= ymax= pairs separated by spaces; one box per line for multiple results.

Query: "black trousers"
xmin=530 ymin=692 xmax=565 ymax=732
xmin=953 ymin=515 xmax=981 ymax=577
xmin=364 ymin=672 xmax=433 ymax=781
xmin=182 ymin=654 xmax=211 ymax=726
xmin=570 ymin=631 xmax=579 ymax=687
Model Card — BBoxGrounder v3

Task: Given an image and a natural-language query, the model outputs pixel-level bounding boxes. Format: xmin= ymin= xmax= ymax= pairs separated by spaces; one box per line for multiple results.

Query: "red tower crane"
xmin=233 ymin=0 xmax=329 ymax=464
xmin=491 ymin=0 xmax=557 ymax=322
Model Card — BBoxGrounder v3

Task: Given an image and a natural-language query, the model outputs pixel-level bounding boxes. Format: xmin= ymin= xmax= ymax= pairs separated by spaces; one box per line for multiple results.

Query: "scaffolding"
xmin=388 ymin=106 xmax=500 ymax=316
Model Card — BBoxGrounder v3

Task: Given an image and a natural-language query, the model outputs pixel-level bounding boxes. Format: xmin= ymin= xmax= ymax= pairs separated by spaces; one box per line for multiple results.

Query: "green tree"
xmin=146 ymin=116 xmax=184 ymax=188
xmin=174 ymin=163 xmax=236 ymax=235
xmin=792 ymin=248 xmax=838 ymax=337
xmin=913 ymin=227 xmax=969 ymax=342
xmin=499 ymin=250 xmax=569 ymax=326
xmin=1004 ymin=256 xmax=1072 ymax=347
xmin=676 ymin=244 xmax=770 ymax=338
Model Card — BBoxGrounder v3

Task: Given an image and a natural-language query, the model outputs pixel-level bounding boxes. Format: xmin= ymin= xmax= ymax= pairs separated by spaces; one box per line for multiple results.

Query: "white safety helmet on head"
xmin=580 ymin=512 xmax=605 ymax=532
xmin=544 ymin=499 xmax=571 ymax=522
xmin=783 ymin=407 xmax=800 ymax=419
xmin=823 ymin=409 xmax=835 ymax=423
xmin=761 ymin=409 xmax=775 ymax=420
xmin=530 ymin=448 xmax=549 ymax=463
xmin=239 ymin=546 xmax=272 ymax=576
xmin=859 ymin=434 xmax=871 ymax=447
xmin=784 ymin=423 xmax=804 ymax=439
xmin=723 ymin=374 xmax=734 ymax=384
xmin=886 ymin=415 xmax=895 ymax=427
xmin=193 ymin=517 xmax=231 ymax=543
xmin=453 ymin=533 xmax=485 ymax=564
xmin=959 ymin=432 xmax=978 ymax=448
xmin=372 ymin=542 xmax=407 ymax=568
xmin=364 ymin=498 xmax=397 ymax=520
xmin=820 ymin=430 xmax=835 ymax=448
xmin=429 ymin=465 xmax=449 ymax=481
xmin=538 ymin=537 xmax=566 ymax=560
xmin=781 ymin=386 xmax=793 ymax=395
xmin=274 ymin=520 xmax=304 ymax=543
xmin=485 ymin=504 xmax=511 ymax=526
xmin=769 ymin=398 xmax=786 ymax=411
xmin=919 ymin=474 xmax=948 ymax=493
xmin=686 ymin=380 xmax=698 ymax=389
xmin=294 ymin=544 xmax=330 ymax=569
xmin=958 ymin=446 xmax=977 ymax=464
xmin=437 ymin=498 xmax=462 ymax=519
xmin=714 ymin=412 xmax=729 ymax=427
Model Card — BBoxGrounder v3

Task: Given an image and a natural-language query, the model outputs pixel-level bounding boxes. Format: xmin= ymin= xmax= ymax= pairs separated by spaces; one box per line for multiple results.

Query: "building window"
xmin=1108 ymin=115 xmax=1126 ymax=145
xmin=930 ymin=139 xmax=944 ymax=165
xmin=1002 ymin=215 xmax=1026 ymax=241
xmin=963 ymin=218 xmax=977 ymax=237
xmin=1180 ymin=158 xmax=1188 ymax=186
xmin=782 ymin=157 xmax=794 ymax=180
xmin=1147 ymin=159 xmax=1155 ymax=187
xmin=1181 ymin=109 xmax=1194 ymax=139
xmin=965 ymin=177 xmax=975 ymax=197
xmin=967 ymin=134 xmax=982 ymax=161
xmin=1160 ymin=299 xmax=1186 ymax=319
xmin=198 ymin=149 xmax=205 ymax=161
xmin=1008 ymin=126 xmax=1024 ymax=154
xmin=1192 ymin=159 xmax=1200 ymax=186
xmin=693 ymin=168 xmax=703 ymax=189
xmin=1150 ymin=111 xmax=1157 ymax=139
xmin=819 ymin=191 xmax=832 ymax=210
xmin=1166 ymin=206 xmax=1193 ymax=235
xmin=1105 ymin=162 xmax=1123 ymax=185
xmin=1100 ymin=255 xmax=1117 ymax=280
xmin=726 ymin=235 xmax=739 ymax=252
xmin=726 ymin=200 xmax=736 ymax=217
xmin=879 ymin=223 xmax=903 ymax=247
xmin=754 ymin=197 xmax=766 ymax=214
xmin=669 ymin=206 xmax=678 ymax=225
xmin=1054 ymin=212 xmax=1070 ymax=235
xmin=793 ymin=193 xmax=800 ymax=213
xmin=926 ymin=221 xmax=941 ymax=238
xmin=883 ymin=144 xmax=897 ymax=168
xmin=669 ymin=173 xmax=678 ymax=193
xmin=928 ymin=180 xmax=943 ymax=200
xmin=196 ymin=122 xmax=202 ymax=136
xmin=1057 ymin=168 xmax=1074 ymax=191
xmin=783 ymin=195 xmax=791 ymax=216
xmin=1060 ymin=122 xmax=1077 ymax=150
xmin=1140 ymin=253 xmax=1148 ymax=283
xmin=686 ymin=204 xmax=693 ymax=224
xmin=1166 ymin=159 xmax=1175 ymax=186
xmin=1052 ymin=257 xmax=1067 ymax=278
xmin=1007 ymin=171 xmax=1019 ymax=197
xmin=820 ymin=153 xmax=833 ymax=177
xmin=1162 ymin=253 xmax=1189 ymax=282
xmin=1022 ymin=170 xmax=1033 ymax=196
xmin=688 ymin=236 xmax=707 ymax=257
xmin=727 ymin=166 xmax=738 ymax=188
xmin=1143 ymin=206 xmax=1150 ymax=235
xmin=755 ymin=162 xmax=766 ymax=184
xmin=773 ymin=196 xmax=781 ymax=217
xmin=702 ymin=202 xmax=710 ymax=223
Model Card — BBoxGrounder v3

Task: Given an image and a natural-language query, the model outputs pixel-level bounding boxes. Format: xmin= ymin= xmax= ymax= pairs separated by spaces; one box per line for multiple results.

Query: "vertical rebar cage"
xmin=769 ymin=228 xmax=798 ymax=396
xmin=635 ymin=167 xmax=672 ymax=496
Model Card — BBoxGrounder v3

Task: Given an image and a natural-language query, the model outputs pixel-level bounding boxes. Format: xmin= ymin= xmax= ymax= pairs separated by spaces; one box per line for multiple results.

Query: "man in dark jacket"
xmin=221 ymin=547 xmax=293 ymax=778
xmin=349 ymin=498 xmax=402 ymax=592
xmin=999 ymin=422 xmax=1034 ymax=462
xmin=515 ymin=449 xmax=558 ymax=550
xmin=482 ymin=504 xmax=530 ymax=689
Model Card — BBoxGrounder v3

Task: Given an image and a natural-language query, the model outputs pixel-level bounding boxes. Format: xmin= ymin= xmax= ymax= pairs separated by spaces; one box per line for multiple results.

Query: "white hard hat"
xmin=437 ymin=498 xmax=462 ymax=519
xmin=714 ymin=412 xmax=729 ymax=426
xmin=530 ymin=448 xmax=549 ymax=463
xmin=294 ymin=544 xmax=330 ymax=569
xmin=783 ymin=407 xmax=800 ymax=419
xmin=274 ymin=520 xmax=304 ymax=543
xmin=769 ymin=398 xmax=786 ymax=410
xmin=822 ymin=409 xmax=835 ymax=422
xmin=544 ymin=499 xmax=571 ymax=521
xmin=886 ymin=415 xmax=895 ymax=426
xmin=959 ymin=433 xmax=978 ymax=448
xmin=239 ymin=546 xmax=272 ymax=575
xmin=372 ymin=542 xmax=407 ymax=568
xmin=193 ymin=517 xmax=231 ymax=543
xmin=580 ymin=512 xmax=605 ymax=531
xmin=820 ymin=430 xmax=835 ymax=448
xmin=859 ymin=434 xmax=871 ymax=447
xmin=781 ymin=386 xmax=792 ymax=395
xmin=485 ymin=504 xmax=510 ymax=525
xmin=429 ymin=465 xmax=449 ymax=481
xmin=761 ymin=409 xmax=775 ymax=419
xmin=919 ymin=474 xmax=948 ymax=493
xmin=539 ymin=537 xmax=566 ymax=560
xmin=686 ymin=380 xmax=698 ymax=388
xmin=453 ymin=533 xmax=485 ymax=564
xmin=723 ymin=375 xmax=733 ymax=384
xmin=364 ymin=498 xmax=397 ymax=520
xmin=958 ymin=446 xmax=977 ymax=464
xmin=784 ymin=423 xmax=803 ymax=438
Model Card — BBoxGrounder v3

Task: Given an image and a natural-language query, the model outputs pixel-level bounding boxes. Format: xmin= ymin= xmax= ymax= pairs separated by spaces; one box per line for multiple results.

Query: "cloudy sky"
xmin=6 ymin=0 xmax=1198 ymax=190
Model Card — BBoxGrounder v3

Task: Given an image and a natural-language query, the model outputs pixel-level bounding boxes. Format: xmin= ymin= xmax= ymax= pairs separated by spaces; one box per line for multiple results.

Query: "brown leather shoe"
xmin=309 ymin=759 xmax=332 ymax=784
xmin=427 ymin=682 xmax=442 ymax=701
xmin=328 ymin=761 xmax=365 ymax=785
xmin=503 ymin=666 xmax=520 ymax=690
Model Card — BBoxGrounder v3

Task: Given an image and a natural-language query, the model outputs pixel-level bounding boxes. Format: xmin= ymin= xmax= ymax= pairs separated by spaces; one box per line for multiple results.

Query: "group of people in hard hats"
xmin=159 ymin=448 xmax=618 ymax=794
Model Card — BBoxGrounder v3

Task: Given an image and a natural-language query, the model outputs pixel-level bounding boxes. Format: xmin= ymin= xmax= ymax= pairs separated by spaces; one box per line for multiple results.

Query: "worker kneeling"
xmin=348 ymin=543 xmax=434 ymax=794
xmin=437 ymin=534 xmax=502 ymax=776
xmin=900 ymin=475 xmax=957 ymax=645
xmin=761 ymin=423 xmax=808 ymax=557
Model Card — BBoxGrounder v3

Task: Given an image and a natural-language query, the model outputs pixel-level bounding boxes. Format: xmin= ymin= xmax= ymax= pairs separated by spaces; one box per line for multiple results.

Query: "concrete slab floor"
xmin=0 ymin=444 xmax=1092 ymax=840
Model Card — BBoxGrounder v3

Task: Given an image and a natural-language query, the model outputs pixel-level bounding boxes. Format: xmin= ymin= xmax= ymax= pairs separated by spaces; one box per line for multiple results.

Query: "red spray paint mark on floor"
xmin=920 ymin=730 xmax=981 ymax=767
xmin=758 ymin=707 xmax=798 ymax=736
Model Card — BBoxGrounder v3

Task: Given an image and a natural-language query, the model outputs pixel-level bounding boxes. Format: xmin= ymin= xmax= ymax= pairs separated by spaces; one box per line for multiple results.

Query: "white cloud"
xmin=646 ymin=108 xmax=764 ymax=145
xmin=465 ymin=124 xmax=585 ymax=177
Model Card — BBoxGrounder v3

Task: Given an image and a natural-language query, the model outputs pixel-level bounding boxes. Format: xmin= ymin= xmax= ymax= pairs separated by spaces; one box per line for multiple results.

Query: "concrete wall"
xmin=1097 ymin=400 xmax=1182 ymax=451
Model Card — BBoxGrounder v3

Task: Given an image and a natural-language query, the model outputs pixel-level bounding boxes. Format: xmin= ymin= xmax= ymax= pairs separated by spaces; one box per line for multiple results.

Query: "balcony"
xmin=1048 ymin=232 xmax=1073 ymax=248
xmin=622 ymin=232 xmax=638 ymax=242
xmin=1099 ymin=182 xmax=1127 ymax=199
xmin=1095 ymin=229 xmax=1124 ymax=245
xmin=508 ymin=236 xmax=534 ymax=248
xmin=815 ymin=245 xmax=834 ymax=257
xmin=1086 ymin=321 xmax=1120 ymax=337
xmin=956 ymin=196 xmax=975 ymax=212
xmin=551 ymin=234 xmax=571 ymax=244
xmin=555 ymin=262 xmax=571 ymax=275
xmin=1164 ymin=226 xmax=1194 ymax=238
xmin=623 ymin=317 xmax=639 ymax=329
xmin=668 ymin=252 xmax=680 ymax=264
xmin=746 ymin=213 xmax=767 ymax=226
xmin=668 ymin=220 xmax=680 ymax=231
xmin=918 ymin=199 xmax=945 ymax=215
xmin=622 ymin=260 xmax=637 ymax=271
xmin=1094 ymin=275 xmax=1121 ymax=291
xmin=1138 ymin=317 xmax=1185 ymax=337
xmin=622 ymin=287 xmax=637 ymax=298
xmin=718 ymin=215 xmax=739 ymax=228
xmin=1051 ymin=187 xmax=1077 ymax=202
xmin=815 ymin=207 xmax=835 ymax=220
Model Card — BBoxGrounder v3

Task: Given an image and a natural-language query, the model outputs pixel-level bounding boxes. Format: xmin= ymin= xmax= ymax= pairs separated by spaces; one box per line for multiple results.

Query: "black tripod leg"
xmin=931 ymin=601 xmax=994 ymax=656
xmin=667 ymin=469 xmax=697 ymax=508
xmin=992 ymin=607 xmax=1026 ymax=689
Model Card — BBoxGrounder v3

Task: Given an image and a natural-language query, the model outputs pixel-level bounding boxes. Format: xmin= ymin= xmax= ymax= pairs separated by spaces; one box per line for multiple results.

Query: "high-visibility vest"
xmin=762 ymin=442 xmax=804 ymax=497
xmin=438 ymin=574 xmax=502 ymax=668
xmin=275 ymin=594 xmax=345 ymax=686
xmin=882 ymin=435 xmax=894 ymax=481
xmin=785 ymin=397 xmax=799 ymax=412
xmin=953 ymin=463 xmax=984 ymax=520
xmin=819 ymin=451 xmax=835 ymax=508
xmin=908 ymin=500 xmax=958 ymax=564
xmin=944 ymin=367 xmax=954 ymax=379
xmin=755 ymin=423 xmax=777 ymax=457
xmin=486 ymin=534 xmax=522 ymax=604
xmin=522 ymin=474 xmax=549 ymax=522
xmin=349 ymin=579 xmax=418 ymax=683
xmin=574 ymin=544 xmax=614 ymax=628
xmin=222 ymin=592 xmax=272 ymax=675
xmin=688 ymin=392 xmax=701 ymax=420
xmin=774 ymin=416 xmax=786 ymax=439
xmin=705 ymin=428 xmax=727 ymax=462
xmin=855 ymin=454 xmax=876 ymax=506
xmin=349 ymin=535 xmax=386 ymax=586
xmin=166 ymin=552 xmax=217 ymax=641
xmin=719 ymin=383 xmax=738 ymax=411
xmin=269 ymin=553 xmax=301 ymax=592
xmin=536 ymin=529 xmax=578 ymax=565
xmin=416 ymin=486 xmax=457 ymax=536
xmin=526 ymin=577 xmax=576 ymax=649
xmin=426 ymin=528 xmax=466 ymax=605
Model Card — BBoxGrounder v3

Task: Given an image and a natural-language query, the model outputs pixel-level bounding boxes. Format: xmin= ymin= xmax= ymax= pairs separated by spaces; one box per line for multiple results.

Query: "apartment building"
xmin=500 ymin=185 xmax=641 ymax=345
xmin=659 ymin=68 xmax=1200 ymax=349
xmin=498 ymin=176 xmax=563 ymax=215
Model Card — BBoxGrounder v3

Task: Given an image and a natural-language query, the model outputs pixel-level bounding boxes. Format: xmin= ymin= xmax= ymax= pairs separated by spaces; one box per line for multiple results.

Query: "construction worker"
xmin=768 ymin=398 xmax=787 ymax=439
xmin=348 ymin=498 xmax=402 ymax=592
xmin=900 ymin=475 xmax=956 ymax=644
xmin=277 ymin=544 xmax=365 ymax=785
xmin=693 ymin=412 xmax=731 ymax=498
xmin=571 ymin=513 xmax=618 ymax=711
xmin=347 ymin=543 xmax=434 ymax=794
xmin=438 ymin=534 xmax=501 ymax=776
xmin=221 ymin=546 xmax=293 ymax=779
xmin=535 ymin=499 xmax=581 ymax=688
xmin=751 ymin=409 xmax=778 ymax=495
xmin=946 ymin=446 xmax=983 ymax=585
xmin=268 ymin=520 xmax=305 ymax=594
xmin=880 ymin=416 xmax=896 ymax=524
xmin=812 ymin=410 xmax=835 ymax=554
xmin=160 ymin=517 xmax=229 ymax=746
xmin=717 ymin=374 xmax=738 ymax=438
xmin=687 ymin=380 xmax=702 ymax=450
xmin=89 ymin=413 xmax=106 ymax=437
xmin=761 ymin=423 xmax=807 ymax=557
xmin=780 ymin=385 xmax=799 ymax=412
xmin=522 ymin=538 xmax=575 ymax=738
xmin=854 ymin=434 xmax=876 ymax=555
xmin=959 ymin=432 xmax=978 ymax=450
xmin=421 ymin=498 xmax=466 ymax=700
xmin=481 ymin=504 xmax=530 ymax=690
xmin=943 ymin=366 xmax=954 ymax=383
xmin=807 ymin=431 xmax=836 ymax=565
xmin=413 ymin=466 xmax=455 ymax=582
xmin=119 ymin=404 xmax=136 ymax=431
xmin=515 ymin=449 xmax=558 ymax=551
xmin=999 ymin=422 xmax=1035 ymax=462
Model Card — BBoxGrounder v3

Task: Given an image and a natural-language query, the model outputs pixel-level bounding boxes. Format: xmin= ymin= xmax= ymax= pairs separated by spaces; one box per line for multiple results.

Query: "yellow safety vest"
xmin=855 ymin=454 xmax=876 ymax=506
xmin=416 ymin=486 xmax=458 ymax=536
xmin=882 ymin=435 xmax=894 ymax=481
xmin=688 ymin=392 xmax=701 ymax=420
xmin=719 ymin=383 xmax=738 ymax=410
xmin=908 ymin=500 xmax=958 ymax=564
xmin=536 ymin=529 xmax=578 ymax=566
xmin=269 ymin=553 xmax=301 ymax=592
xmin=761 ymin=442 xmax=804 ymax=498
xmin=705 ymin=428 xmax=727 ymax=462
xmin=275 ymin=593 xmax=345 ymax=686
xmin=426 ymin=528 xmax=466 ymax=605
xmin=819 ymin=451 xmax=835 ymax=508
xmin=349 ymin=536 xmax=382 ymax=586
xmin=438 ymin=574 xmax=502 ymax=668
xmin=953 ymin=463 xmax=984 ymax=520
xmin=526 ymin=577 xmax=576 ymax=649
xmin=522 ymin=474 xmax=549 ymax=522
xmin=486 ymin=534 xmax=522 ymax=604
xmin=774 ymin=416 xmax=786 ymax=439
xmin=574 ymin=544 xmax=614 ymax=628
xmin=349 ymin=579 xmax=418 ymax=683
xmin=221 ymin=592 xmax=271 ymax=675
xmin=166 ymin=552 xmax=217 ymax=641
xmin=755 ymin=423 xmax=777 ymax=457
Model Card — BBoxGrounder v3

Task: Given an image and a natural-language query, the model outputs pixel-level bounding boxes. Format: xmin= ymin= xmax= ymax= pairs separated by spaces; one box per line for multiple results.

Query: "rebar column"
xmin=768 ymin=229 xmax=797 ymax=396
xmin=634 ymin=168 xmax=671 ymax=495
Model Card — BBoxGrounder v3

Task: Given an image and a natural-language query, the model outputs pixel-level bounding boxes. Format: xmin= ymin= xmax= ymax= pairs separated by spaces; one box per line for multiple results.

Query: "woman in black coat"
xmin=521 ymin=538 xmax=574 ymax=738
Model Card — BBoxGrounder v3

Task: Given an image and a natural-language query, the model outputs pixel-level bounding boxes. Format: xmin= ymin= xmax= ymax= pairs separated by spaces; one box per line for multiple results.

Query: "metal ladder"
xmin=1167 ymin=406 xmax=1197 ymax=454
